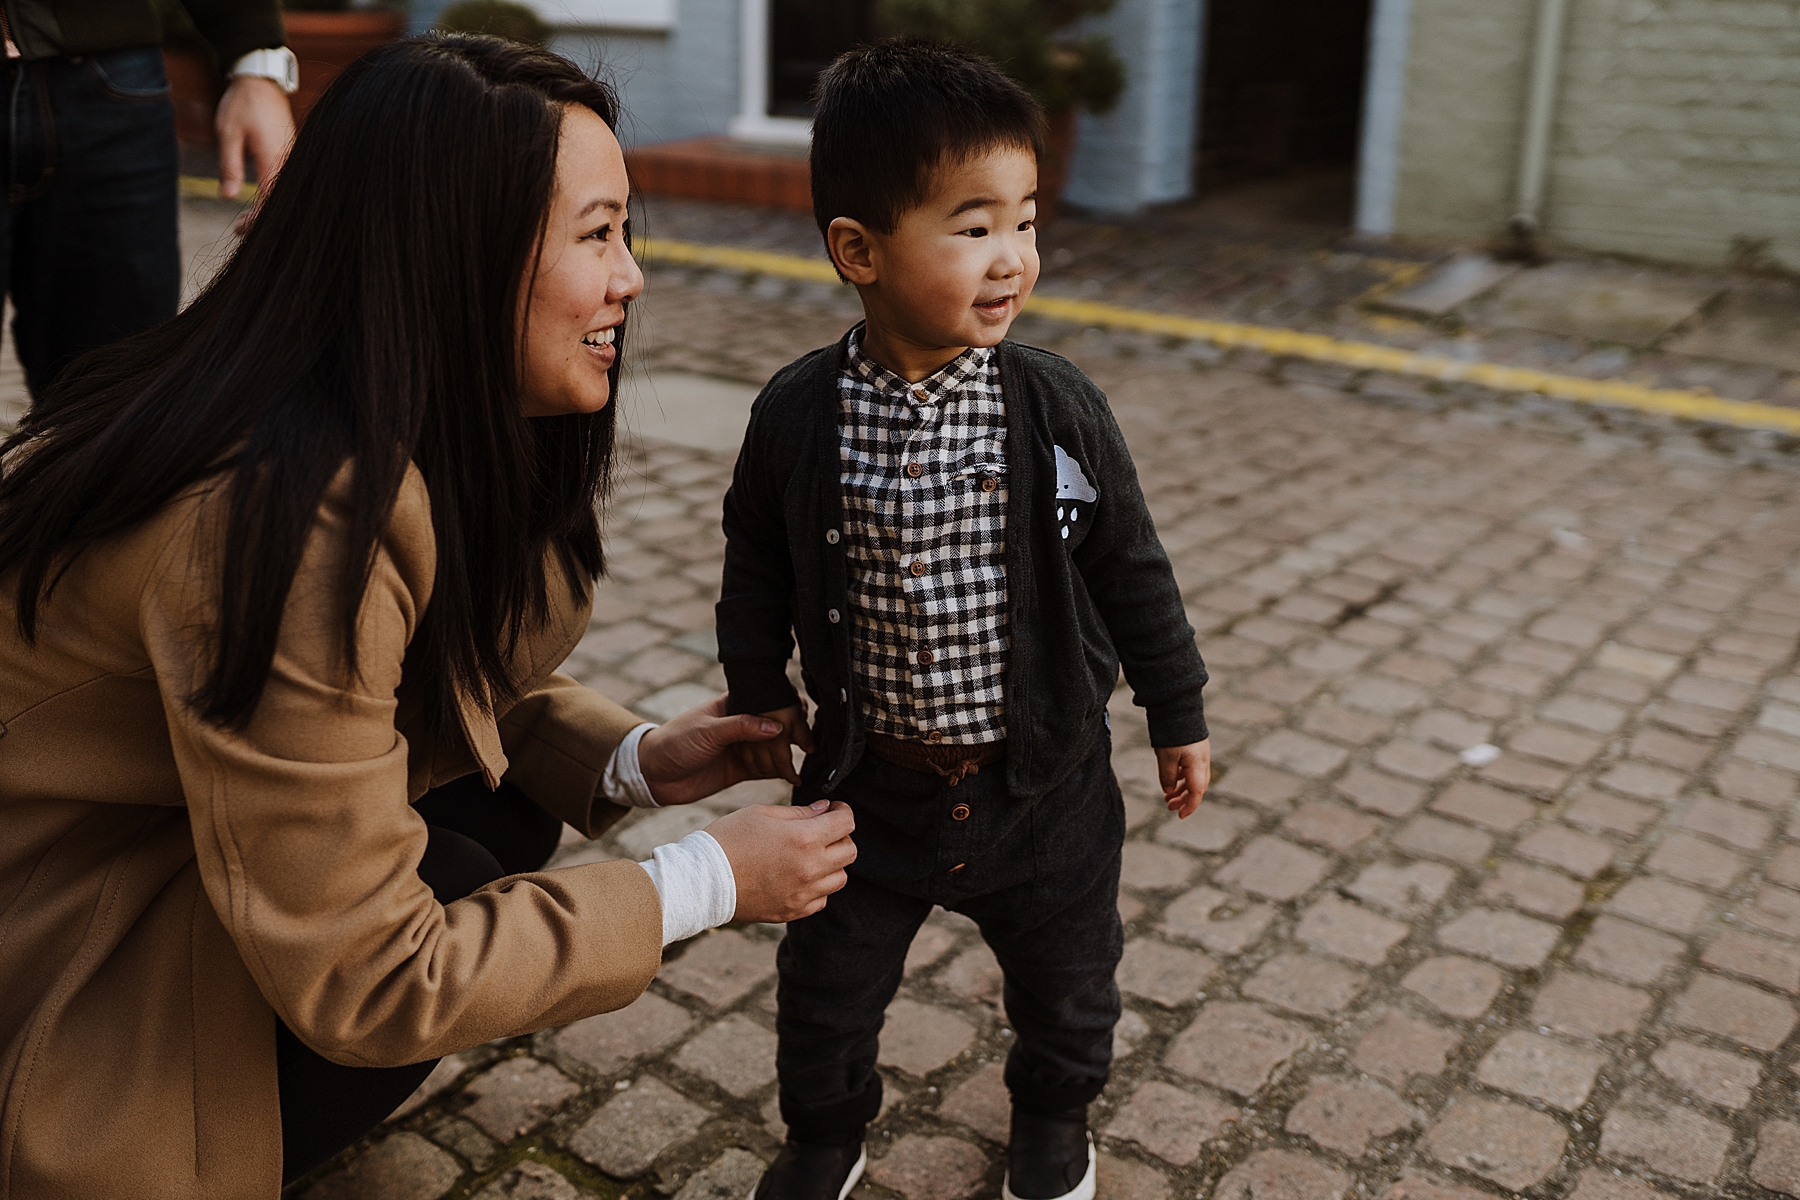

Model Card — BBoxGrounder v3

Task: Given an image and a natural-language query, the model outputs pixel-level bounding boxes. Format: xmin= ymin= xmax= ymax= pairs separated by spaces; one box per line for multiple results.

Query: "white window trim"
xmin=524 ymin=0 xmax=675 ymax=32
xmin=727 ymin=0 xmax=813 ymax=145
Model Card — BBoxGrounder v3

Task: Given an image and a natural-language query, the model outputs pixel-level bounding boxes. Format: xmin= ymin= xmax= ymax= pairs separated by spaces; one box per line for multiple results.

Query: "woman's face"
xmin=519 ymin=104 xmax=644 ymax=418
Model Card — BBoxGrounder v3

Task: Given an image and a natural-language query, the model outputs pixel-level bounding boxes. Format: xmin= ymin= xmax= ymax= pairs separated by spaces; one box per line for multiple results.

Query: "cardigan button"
xmin=951 ymin=804 xmax=971 ymax=821
xmin=948 ymin=862 xmax=965 ymax=874
xmin=839 ymin=688 xmax=848 ymax=702
xmin=825 ymin=528 xmax=840 ymax=544
xmin=827 ymin=608 xmax=841 ymax=623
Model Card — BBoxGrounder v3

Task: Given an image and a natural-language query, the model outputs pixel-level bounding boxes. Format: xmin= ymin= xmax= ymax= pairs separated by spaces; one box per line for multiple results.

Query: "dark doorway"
xmin=768 ymin=0 xmax=877 ymax=119
xmin=1193 ymin=0 xmax=1372 ymax=225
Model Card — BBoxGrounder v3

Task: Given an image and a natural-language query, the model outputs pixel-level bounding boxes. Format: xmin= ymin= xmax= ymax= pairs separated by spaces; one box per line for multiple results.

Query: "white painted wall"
xmin=1064 ymin=0 xmax=1206 ymax=213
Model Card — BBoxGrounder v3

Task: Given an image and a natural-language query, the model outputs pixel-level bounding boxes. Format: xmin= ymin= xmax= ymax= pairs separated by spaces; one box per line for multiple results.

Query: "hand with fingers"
xmin=705 ymin=800 xmax=858 ymax=923
xmin=1156 ymin=738 xmax=1212 ymax=819
xmin=733 ymin=703 xmax=815 ymax=787
xmin=215 ymin=75 xmax=295 ymax=232
xmin=637 ymin=694 xmax=799 ymax=806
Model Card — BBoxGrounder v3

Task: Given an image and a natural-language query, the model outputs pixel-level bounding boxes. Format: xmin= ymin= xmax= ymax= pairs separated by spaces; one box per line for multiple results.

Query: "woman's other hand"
xmin=706 ymin=800 xmax=856 ymax=923
xmin=734 ymin=704 xmax=815 ymax=786
xmin=638 ymin=694 xmax=790 ymax=806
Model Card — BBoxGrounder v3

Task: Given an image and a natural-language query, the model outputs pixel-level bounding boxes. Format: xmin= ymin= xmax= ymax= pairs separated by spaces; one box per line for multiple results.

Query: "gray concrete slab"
xmin=1463 ymin=261 xmax=1722 ymax=348
xmin=617 ymin=369 xmax=758 ymax=454
xmin=1375 ymin=253 xmax=1518 ymax=318
xmin=1666 ymin=280 xmax=1800 ymax=372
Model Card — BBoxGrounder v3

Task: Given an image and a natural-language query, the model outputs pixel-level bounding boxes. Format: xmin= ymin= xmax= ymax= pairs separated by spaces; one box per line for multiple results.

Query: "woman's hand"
xmin=637 ymin=694 xmax=791 ymax=806
xmin=734 ymin=704 xmax=814 ymax=786
xmin=705 ymin=800 xmax=857 ymax=923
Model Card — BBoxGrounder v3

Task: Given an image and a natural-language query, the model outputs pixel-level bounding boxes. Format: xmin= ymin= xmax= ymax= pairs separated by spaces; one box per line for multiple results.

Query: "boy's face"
xmin=830 ymin=145 xmax=1040 ymax=375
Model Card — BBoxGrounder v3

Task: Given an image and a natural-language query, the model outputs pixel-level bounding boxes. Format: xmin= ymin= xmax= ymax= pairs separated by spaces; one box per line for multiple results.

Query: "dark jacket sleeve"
xmin=717 ymin=382 xmax=804 ymax=716
xmin=1068 ymin=378 xmax=1209 ymax=747
xmin=179 ymin=0 xmax=286 ymax=71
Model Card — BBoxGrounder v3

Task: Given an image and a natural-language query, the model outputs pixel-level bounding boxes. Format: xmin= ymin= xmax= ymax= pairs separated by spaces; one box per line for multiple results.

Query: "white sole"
xmin=1002 ymin=1135 xmax=1095 ymax=1200
xmin=748 ymin=1146 xmax=866 ymax=1200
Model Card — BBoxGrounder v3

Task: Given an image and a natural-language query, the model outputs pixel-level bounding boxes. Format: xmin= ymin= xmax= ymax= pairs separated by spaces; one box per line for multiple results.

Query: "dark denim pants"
xmin=2 ymin=44 xmax=181 ymax=396
xmin=775 ymin=734 xmax=1125 ymax=1141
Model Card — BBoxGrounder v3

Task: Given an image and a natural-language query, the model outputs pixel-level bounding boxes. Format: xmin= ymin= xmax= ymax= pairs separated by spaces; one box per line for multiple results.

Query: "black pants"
xmin=2 ymin=45 xmax=183 ymax=397
xmin=277 ymin=777 xmax=564 ymax=1184
xmin=776 ymin=735 xmax=1124 ymax=1142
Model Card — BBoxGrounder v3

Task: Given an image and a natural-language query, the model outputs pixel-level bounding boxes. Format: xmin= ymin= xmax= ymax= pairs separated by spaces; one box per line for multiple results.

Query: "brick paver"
xmin=85 ymin=226 xmax=1798 ymax=1200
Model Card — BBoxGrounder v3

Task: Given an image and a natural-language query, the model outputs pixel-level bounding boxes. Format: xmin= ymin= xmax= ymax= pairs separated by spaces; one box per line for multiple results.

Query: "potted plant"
xmin=877 ymin=0 xmax=1126 ymax=219
xmin=435 ymin=0 xmax=551 ymax=45
xmin=284 ymin=0 xmax=409 ymax=127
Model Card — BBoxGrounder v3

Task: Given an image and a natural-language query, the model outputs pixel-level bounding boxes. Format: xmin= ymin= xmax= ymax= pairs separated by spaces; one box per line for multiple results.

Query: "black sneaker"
xmin=750 ymin=1139 xmax=868 ymax=1200
xmin=1002 ymin=1110 xmax=1095 ymax=1200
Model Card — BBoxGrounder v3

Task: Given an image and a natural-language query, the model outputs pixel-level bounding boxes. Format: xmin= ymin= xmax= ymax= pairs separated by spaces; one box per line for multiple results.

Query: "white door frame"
xmin=727 ymin=0 xmax=813 ymax=144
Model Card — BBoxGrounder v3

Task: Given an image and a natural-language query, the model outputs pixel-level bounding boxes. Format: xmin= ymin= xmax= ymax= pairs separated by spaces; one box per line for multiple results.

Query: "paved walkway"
xmin=280 ymin=270 xmax=1800 ymax=1200
xmin=6 ymin=201 xmax=1799 ymax=1200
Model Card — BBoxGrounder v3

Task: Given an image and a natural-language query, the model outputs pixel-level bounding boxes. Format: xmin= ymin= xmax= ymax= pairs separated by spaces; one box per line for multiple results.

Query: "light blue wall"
xmin=551 ymin=0 xmax=740 ymax=146
xmin=1064 ymin=0 xmax=1204 ymax=213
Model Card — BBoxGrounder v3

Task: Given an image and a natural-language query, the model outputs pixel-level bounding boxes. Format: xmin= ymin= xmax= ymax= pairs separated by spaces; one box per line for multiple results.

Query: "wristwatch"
xmin=230 ymin=46 xmax=300 ymax=95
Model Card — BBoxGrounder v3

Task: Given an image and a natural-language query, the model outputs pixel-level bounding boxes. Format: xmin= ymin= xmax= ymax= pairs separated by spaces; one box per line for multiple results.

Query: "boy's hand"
xmin=1156 ymin=739 xmax=1212 ymax=819
xmin=736 ymin=704 xmax=815 ymax=786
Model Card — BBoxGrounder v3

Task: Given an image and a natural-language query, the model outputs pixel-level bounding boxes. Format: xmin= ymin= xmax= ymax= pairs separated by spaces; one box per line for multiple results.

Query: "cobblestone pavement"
xmin=636 ymin=189 xmax=1800 ymax=410
xmin=6 ymin=202 xmax=1800 ymax=1200
xmin=274 ymin=269 xmax=1800 ymax=1200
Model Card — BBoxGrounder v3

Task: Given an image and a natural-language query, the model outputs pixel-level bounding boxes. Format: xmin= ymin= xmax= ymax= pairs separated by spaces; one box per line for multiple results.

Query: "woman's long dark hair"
xmin=0 ymin=35 xmax=625 ymax=744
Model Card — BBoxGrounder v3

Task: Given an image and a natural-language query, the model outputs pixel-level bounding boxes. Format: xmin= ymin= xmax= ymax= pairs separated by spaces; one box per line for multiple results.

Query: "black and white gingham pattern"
xmin=838 ymin=334 xmax=1009 ymax=745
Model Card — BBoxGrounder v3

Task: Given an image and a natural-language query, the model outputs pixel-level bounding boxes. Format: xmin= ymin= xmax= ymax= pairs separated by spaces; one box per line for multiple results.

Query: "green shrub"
xmin=436 ymin=0 xmax=552 ymax=46
xmin=878 ymin=0 xmax=1126 ymax=115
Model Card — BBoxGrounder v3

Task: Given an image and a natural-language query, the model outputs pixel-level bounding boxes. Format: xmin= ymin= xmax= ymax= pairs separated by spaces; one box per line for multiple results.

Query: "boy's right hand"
xmin=736 ymin=704 xmax=815 ymax=786
xmin=705 ymin=800 xmax=857 ymax=923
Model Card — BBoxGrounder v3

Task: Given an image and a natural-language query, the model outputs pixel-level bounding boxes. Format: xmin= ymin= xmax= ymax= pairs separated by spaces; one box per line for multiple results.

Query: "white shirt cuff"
xmin=637 ymin=830 xmax=738 ymax=946
xmin=601 ymin=723 xmax=659 ymax=808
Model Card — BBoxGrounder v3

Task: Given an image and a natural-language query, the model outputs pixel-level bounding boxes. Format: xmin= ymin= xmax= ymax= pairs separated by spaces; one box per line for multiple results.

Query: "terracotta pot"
xmin=163 ymin=46 xmax=223 ymax=148
xmin=286 ymin=10 xmax=407 ymax=127
xmin=1037 ymin=106 xmax=1077 ymax=224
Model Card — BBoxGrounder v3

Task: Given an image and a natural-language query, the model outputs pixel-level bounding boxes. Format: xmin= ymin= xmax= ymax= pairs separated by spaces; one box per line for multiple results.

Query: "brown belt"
xmin=864 ymin=732 xmax=1006 ymax=787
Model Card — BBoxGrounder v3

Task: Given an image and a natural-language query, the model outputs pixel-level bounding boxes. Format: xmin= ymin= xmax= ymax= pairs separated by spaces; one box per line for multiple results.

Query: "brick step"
xmin=624 ymin=136 xmax=812 ymax=211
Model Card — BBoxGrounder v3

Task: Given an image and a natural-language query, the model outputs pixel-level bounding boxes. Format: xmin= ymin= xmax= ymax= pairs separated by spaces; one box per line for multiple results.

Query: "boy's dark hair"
xmin=811 ymin=38 xmax=1045 ymax=244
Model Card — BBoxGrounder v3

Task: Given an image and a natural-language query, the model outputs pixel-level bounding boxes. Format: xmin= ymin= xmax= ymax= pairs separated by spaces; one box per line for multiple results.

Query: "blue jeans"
xmin=2 ymin=45 xmax=181 ymax=396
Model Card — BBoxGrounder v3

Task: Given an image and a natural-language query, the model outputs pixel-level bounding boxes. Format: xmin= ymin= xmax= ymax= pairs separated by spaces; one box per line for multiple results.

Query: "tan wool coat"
xmin=0 ymin=465 xmax=664 ymax=1200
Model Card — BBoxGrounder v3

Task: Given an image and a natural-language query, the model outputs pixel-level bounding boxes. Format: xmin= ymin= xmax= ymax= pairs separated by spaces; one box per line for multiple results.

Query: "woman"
xmin=0 ymin=35 xmax=854 ymax=1200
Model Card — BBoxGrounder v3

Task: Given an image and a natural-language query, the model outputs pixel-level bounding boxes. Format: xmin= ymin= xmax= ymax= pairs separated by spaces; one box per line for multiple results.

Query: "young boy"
xmin=718 ymin=39 xmax=1211 ymax=1200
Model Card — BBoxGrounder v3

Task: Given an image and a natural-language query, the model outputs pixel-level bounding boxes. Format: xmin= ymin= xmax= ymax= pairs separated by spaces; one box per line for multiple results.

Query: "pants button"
xmin=951 ymin=803 xmax=971 ymax=821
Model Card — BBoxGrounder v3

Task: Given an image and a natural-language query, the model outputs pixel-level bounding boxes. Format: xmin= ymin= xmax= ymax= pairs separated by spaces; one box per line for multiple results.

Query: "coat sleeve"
xmin=1068 ymin=384 xmax=1210 ymax=748
xmin=177 ymin=0 xmax=287 ymax=72
xmin=144 ymin=473 xmax=662 ymax=1069
xmin=498 ymin=672 xmax=645 ymax=839
xmin=717 ymin=387 xmax=803 ymax=716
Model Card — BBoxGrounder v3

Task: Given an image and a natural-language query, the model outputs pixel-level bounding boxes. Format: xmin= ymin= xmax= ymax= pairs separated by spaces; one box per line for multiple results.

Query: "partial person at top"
xmin=0 ymin=33 xmax=855 ymax=1199
xmin=2 ymin=0 xmax=297 ymax=396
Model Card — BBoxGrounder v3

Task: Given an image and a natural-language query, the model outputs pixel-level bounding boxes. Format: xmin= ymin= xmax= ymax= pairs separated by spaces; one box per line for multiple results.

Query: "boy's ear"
xmin=826 ymin=217 xmax=878 ymax=286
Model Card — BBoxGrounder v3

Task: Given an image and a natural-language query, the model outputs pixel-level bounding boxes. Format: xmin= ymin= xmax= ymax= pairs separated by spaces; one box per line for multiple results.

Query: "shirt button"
xmin=951 ymin=803 xmax=971 ymax=821
xmin=909 ymin=560 xmax=927 ymax=577
xmin=906 ymin=462 xmax=923 ymax=479
xmin=981 ymin=477 xmax=998 ymax=493
xmin=925 ymin=730 xmax=944 ymax=743
xmin=917 ymin=648 xmax=935 ymax=665
xmin=825 ymin=528 xmax=840 ymax=544
xmin=912 ymin=388 xmax=929 ymax=402
xmin=827 ymin=608 xmax=841 ymax=623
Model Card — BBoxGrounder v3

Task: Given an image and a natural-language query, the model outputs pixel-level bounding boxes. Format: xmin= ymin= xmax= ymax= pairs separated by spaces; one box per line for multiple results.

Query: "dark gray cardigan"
xmin=716 ymin=330 xmax=1207 ymax=801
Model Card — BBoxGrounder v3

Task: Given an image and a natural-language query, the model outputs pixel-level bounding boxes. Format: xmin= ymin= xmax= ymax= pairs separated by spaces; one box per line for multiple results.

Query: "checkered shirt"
xmin=839 ymin=333 xmax=1009 ymax=745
